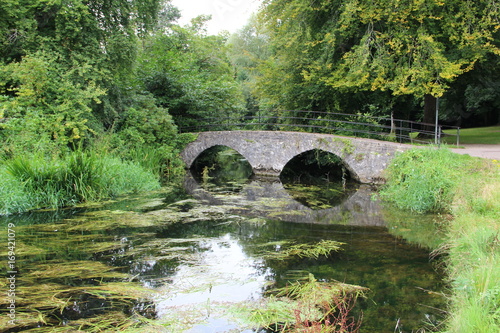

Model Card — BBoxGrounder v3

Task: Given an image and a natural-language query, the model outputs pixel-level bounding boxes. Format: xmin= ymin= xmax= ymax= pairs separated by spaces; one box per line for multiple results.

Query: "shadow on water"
xmin=0 ymin=146 xmax=448 ymax=332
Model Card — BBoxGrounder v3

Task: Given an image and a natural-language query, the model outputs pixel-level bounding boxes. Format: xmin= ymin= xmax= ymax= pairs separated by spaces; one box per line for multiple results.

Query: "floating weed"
xmin=284 ymin=183 xmax=351 ymax=210
xmin=261 ymin=240 xmax=345 ymax=261
xmin=230 ymin=274 xmax=367 ymax=332
xmin=24 ymin=260 xmax=129 ymax=281
xmin=1 ymin=272 xmax=151 ymax=331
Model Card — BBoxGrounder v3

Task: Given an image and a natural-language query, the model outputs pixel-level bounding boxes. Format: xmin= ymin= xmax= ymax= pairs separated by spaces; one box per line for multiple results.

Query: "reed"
xmin=380 ymin=148 xmax=476 ymax=213
xmin=0 ymin=151 xmax=160 ymax=215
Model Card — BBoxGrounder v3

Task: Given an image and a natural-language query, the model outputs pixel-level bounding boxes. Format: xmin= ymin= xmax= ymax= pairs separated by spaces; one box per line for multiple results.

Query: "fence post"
xmin=438 ymin=126 xmax=442 ymax=147
xmin=399 ymin=120 xmax=403 ymax=143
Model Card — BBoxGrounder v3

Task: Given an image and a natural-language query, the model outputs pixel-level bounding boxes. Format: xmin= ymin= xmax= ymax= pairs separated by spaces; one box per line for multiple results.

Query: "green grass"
xmin=443 ymin=126 xmax=500 ymax=145
xmin=380 ymin=148 xmax=476 ymax=213
xmin=382 ymin=148 xmax=500 ymax=333
xmin=0 ymin=151 xmax=160 ymax=215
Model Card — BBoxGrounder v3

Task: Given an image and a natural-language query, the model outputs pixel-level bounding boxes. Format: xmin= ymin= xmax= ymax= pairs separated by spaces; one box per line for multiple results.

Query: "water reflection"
xmin=184 ymin=171 xmax=385 ymax=227
xmin=157 ymin=234 xmax=269 ymax=307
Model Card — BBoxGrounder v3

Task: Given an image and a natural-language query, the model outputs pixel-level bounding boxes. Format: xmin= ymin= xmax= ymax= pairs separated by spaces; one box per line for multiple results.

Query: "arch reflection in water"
xmin=280 ymin=148 xmax=351 ymax=184
xmin=190 ymin=145 xmax=253 ymax=185
xmin=184 ymin=171 xmax=385 ymax=227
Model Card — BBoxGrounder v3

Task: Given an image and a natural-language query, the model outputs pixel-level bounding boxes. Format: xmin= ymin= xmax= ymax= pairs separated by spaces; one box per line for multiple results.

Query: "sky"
xmin=170 ymin=0 xmax=263 ymax=35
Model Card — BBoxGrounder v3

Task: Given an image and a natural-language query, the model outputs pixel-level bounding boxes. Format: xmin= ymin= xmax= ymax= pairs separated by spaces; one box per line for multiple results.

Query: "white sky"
xmin=170 ymin=0 xmax=263 ymax=35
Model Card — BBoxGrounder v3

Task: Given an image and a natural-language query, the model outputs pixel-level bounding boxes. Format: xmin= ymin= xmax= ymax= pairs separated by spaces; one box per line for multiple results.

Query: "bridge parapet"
xmin=180 ymin=131 xmax=412 ymax=184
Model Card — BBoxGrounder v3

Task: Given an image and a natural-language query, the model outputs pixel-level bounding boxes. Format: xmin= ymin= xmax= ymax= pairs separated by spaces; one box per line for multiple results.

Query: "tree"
xmin=0 ymin=0 xmax=169 ymax=155
xmin=257 ymin=0 xmax=500 ymax=124
xmin=137 ymin=18 xmax=245 ymax=129
xmin=226 ymin=15 xmax=272 ymax=114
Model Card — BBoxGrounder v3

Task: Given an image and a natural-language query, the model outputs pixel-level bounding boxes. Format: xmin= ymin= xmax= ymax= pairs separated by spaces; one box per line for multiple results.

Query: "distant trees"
xmin=137 ymin=16 xmax=245 ymax=129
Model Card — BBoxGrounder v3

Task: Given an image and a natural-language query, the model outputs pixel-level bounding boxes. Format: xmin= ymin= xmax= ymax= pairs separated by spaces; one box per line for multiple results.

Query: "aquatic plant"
xmin=261 ymin=239 xmax=344 ymax=261
xmin=236 ymin=273 xmax=366 ymax=332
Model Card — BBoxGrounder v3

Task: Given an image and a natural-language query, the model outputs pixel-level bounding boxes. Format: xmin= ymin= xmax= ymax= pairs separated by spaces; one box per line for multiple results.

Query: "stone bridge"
xmin=180 ymin=131 xmax=412 ymax=184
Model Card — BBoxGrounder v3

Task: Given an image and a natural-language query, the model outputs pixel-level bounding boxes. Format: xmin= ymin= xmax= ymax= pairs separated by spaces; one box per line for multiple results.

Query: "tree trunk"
xmin=423 ymin=94 xmax=436 ymax=124
xmin=418 ymin=94 xmax=436 ymax=138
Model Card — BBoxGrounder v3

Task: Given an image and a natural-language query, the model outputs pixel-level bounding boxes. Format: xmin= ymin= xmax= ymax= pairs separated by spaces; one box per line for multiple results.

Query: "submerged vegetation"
xmin=382 ymin=148 xmax=500 ymax=332
xmin=0 ymin=180 xmax=446 ymax=332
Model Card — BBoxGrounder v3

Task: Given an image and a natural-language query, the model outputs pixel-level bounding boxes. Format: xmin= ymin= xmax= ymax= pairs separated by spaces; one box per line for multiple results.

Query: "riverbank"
xmin=444 ymin=159 xmax=500 ymax=332
xmin=382 ymin=148 xmax=500 ymax=332
xmin=0 ymin=151 xmax=161 ymax=215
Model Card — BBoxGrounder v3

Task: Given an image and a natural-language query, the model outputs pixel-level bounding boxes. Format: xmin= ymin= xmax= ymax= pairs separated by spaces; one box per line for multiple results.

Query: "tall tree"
xmin=0 ymin=0 xmax=166 ymax=154
xmin=258 ymin=0 xmax=500 ymax=123
xmin=226 ymin=15 xmax=272 ymax=114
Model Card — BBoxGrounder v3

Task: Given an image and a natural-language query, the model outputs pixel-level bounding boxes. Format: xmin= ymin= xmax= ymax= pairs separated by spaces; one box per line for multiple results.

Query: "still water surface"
xmin=1 ymin=173 xmax=446 ymax=332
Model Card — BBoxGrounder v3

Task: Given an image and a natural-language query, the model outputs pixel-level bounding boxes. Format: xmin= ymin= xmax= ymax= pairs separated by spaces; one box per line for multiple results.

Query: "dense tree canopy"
xmin=252 ymin=0 xmax=500 ymax=125
xmin=1 ymin=0 xmax=499 ymax=162
xmin=0 ymin=0 xmax=165 ymax=154
xmin=137 ymin=18 xmax=245 ymax=129
xmin=0 ymin=0 xmax=246 ymax=157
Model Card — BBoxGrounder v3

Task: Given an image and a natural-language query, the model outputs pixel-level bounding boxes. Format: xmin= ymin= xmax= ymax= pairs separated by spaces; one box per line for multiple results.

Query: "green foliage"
xmin=251 ymin=0 xmax=500 ymax=126
xmin=137 ymin=24 xmax=246 ymax=129
xmin=380 ymin=148 xmax=475 ymax=213
xmin=381 ymin=148 xmax=500 ymax=331
xmin=226 ymin=16 xmax=272 ymax=114
xmin=0 ymin=165 xmax=33 ymax=215
xmin=0 ymin=51 xmax=106 ymax=155
xmin=0 ymin=0 xmax=188 ymax=158
xmin=114 ymin=96 xmax=178 ymax=147
xmin=442 ymin=159 xmax=500 ymax=332
xmin=262 ymin=240 xmax=344 ymax=261
xmin=0 ymin=151 xmax=160 ymax=215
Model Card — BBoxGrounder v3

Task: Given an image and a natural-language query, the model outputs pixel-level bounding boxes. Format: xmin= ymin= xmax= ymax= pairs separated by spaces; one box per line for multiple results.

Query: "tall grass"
xmin=382 ymin=148 xmax=500 ymax=332
xmin=0 ymin=151 xmax=160 ymax=215
xmin=443 ymin=159 xmax=500 ymax=333
xmin=380 ymin=148 xmax=476 ymax=213
xmin=122 ymin=145 xmax=186 ymax=183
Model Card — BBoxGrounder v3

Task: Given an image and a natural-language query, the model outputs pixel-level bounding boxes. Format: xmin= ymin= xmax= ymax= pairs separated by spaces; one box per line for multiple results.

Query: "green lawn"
xmin=443 ymin=126 xmax=500 ymax=145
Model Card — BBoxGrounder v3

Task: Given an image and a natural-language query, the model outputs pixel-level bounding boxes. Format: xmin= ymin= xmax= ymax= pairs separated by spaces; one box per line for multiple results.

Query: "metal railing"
xmin=180 ymin=110 xmax=461 ymax=146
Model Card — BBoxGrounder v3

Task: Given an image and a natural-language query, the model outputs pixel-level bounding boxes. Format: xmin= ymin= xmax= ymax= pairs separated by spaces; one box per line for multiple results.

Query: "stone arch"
xmin=182 ymin=141 xmax=248 ymax=169
xmin=180 ymin=131 xmax=411 ymax=184
xmin=188 ymin=144 xmax=249 ymax=168
xmin=281 ymin=148 xmax=357 ymax=181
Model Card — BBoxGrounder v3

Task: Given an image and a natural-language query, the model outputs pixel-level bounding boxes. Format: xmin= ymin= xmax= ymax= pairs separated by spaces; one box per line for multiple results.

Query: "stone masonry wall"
xmin=180 ymin=131 xmax=412 ymax=184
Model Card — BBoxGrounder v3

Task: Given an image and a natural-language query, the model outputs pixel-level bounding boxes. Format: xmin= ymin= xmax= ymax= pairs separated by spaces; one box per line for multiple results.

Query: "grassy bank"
xmin=0 ymin=151 xmax=162 ymax=215
xmin=381 ymin=148 xmax=500 ymax=332
xmin=443 ymin=125 xmax=500 ymax=145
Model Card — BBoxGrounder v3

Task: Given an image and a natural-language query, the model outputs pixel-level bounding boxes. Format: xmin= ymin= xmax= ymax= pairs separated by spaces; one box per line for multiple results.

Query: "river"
xmin=1 ymin=160 xmax=447 ymax=332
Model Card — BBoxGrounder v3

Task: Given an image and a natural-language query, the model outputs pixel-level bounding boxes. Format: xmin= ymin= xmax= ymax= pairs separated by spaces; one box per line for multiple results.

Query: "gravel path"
xmin=451 ymin=144 xmax=500 ymax=160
